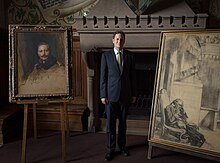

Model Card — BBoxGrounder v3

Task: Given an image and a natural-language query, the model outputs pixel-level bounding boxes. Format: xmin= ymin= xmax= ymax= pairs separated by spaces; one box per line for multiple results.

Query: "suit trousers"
xmin=105 ymin=101 xmax=129 ymax=153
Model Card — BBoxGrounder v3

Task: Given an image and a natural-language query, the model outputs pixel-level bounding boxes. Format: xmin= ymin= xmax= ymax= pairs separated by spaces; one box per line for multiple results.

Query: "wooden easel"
xmin=17 ymin=100 xmax=70 ymax=163
xmin=147 ymin=141 xmax=220 ymax=162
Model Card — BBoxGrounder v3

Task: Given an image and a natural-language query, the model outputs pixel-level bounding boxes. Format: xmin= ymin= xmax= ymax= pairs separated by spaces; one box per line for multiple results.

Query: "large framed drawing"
xmin=148 ymin=30 xmax=220 ymax=161
xmin=9 ymin=25 xmax=73 ymax=102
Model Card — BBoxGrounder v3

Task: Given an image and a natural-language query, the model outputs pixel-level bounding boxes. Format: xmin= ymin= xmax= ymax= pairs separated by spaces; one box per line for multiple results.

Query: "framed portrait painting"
xmin=148 ymin=30 xmax=220 ymax=161
xmin=9 ymin=25 xmax=73 ymax=102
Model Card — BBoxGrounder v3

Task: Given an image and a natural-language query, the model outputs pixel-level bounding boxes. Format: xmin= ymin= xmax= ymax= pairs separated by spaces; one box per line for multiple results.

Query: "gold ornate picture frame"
xmin=9 ymin=25 xmax=73 ymax=102
xmin=148 ymin=30 xmax=220 ymax=161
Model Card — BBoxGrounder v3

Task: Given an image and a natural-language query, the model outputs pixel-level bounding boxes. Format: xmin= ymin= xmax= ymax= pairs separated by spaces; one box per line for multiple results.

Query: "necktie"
xmin=117 ymin=51 xmax=122 ymax=72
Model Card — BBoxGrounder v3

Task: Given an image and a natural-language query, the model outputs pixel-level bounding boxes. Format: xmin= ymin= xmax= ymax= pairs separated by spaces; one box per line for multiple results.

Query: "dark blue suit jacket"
xmin=100 ymin=49 xmax=137 ymax=104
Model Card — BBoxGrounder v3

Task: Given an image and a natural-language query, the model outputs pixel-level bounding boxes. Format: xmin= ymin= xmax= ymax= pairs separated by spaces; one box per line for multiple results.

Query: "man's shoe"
xmin=120 ymin=147 xmax=130 ymax=156
xmin=105 ymin=152 xmax=113 ymax=161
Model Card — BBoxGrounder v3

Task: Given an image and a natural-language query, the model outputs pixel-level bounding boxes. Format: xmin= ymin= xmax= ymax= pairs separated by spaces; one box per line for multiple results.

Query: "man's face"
xmin=112 ymin=33 xmax=125 ymax=51
xmin=38 ymin=44 xmax=50 ymax=61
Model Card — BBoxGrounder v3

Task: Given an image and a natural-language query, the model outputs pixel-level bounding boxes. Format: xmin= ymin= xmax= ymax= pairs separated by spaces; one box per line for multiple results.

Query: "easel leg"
xmin=147 ymin=142 xmax=153 ymax=159
xmin=64 ymin=103 xmax=70 ymax=137
xmin=33 ymin=103 xmax=37 ymax=139
xmin=21 ymin=104 xmax=28 ymax=163
xmin=60 ymin=103 xmax=66 ymax=163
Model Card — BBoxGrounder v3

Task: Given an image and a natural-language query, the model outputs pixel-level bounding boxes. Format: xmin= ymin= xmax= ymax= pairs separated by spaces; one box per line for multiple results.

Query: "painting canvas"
xmin=9 ymin=25 xmax=73 ymax=102
xmin=148 ymin=30 xmax=220 ymax=160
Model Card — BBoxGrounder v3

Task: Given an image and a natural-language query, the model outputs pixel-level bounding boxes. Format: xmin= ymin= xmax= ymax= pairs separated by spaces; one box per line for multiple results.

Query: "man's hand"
xmin=101 ymin=98 xmax=109 ymax=105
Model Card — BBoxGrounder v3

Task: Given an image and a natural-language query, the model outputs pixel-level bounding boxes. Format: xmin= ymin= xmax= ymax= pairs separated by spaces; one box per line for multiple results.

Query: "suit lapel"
xmin=110 ymin=50 xmax=122 ymax=74
xmin=121 ymin=51 xmax=127 ymax=74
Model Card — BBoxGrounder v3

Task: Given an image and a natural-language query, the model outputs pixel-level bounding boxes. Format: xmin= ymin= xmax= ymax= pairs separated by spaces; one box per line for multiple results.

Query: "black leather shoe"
xmin=105 ymin=152 xmax=113 ymax=161
xmin=120 ymin=147 xmax=130 ymax=156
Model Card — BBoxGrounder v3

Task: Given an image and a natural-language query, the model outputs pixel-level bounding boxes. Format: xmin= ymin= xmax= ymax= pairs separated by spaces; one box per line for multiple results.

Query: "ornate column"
xmin=81 ymin=51 xmax=95 ymax=132
xmin=87 ymin=69 xmax=95 ymax=131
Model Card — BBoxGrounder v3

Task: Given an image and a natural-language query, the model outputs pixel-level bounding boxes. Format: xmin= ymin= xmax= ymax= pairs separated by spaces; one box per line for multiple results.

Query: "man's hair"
xmin=37 ymin=42 xmax=50 ymax=49
xmin=113 ymin=30 xmax=125 ymax=39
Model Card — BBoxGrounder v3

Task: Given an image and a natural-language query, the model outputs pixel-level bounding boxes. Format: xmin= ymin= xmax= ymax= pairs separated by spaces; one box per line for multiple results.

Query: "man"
xmin=19 ymin=42 xmax=66 ymax=94
xmin=100 ymin=30 xmax=137 ymax=161
xmin=165 ymin=98 xmax=205 ymax=147
xmin=165 ymin=98 xmax=188 ymax=129
xmin=34 ymin=42 xmax=59 ymax=72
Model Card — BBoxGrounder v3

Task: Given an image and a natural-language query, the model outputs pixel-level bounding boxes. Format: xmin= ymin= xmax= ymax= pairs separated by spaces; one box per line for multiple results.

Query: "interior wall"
xmin=4 ymin=0 xmax=220 ymax=28
xmin=0 ymin=0 xmax=5 ymax=28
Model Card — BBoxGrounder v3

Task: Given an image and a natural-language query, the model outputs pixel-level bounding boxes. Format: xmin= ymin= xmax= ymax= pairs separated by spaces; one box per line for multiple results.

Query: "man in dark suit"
xmin=100 ymin=30 xmax=137 ymax=161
